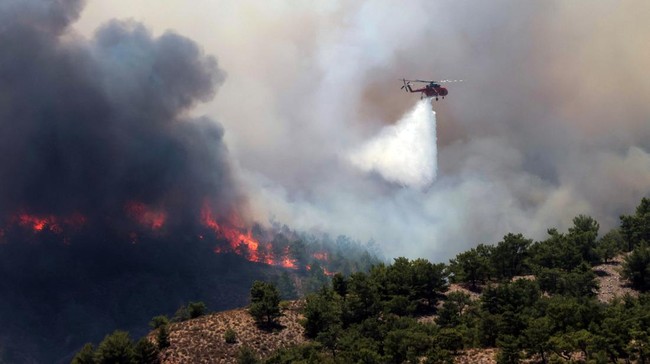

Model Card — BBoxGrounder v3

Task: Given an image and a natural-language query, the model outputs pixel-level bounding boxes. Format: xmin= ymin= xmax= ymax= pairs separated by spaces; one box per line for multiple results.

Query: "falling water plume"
xmin=348 ymin=99 xmax=437 ymax=189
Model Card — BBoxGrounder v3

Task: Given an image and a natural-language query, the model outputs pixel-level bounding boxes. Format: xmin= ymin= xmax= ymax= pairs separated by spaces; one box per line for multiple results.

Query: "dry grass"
xmin=156 ymin=301 xmax=306 ymax=364
xmin=446 ymin=283 xmax=482 ymax=300
xmin=593 ymin=254 xmax=638 ymax=303
xmin=454 ymin=348 xmax=498 ymax=364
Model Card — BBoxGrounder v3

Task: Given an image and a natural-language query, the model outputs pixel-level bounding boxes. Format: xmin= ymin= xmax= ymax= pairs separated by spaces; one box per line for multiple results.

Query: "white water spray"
xmin=348 ymin=100 xmax=437 ymax=189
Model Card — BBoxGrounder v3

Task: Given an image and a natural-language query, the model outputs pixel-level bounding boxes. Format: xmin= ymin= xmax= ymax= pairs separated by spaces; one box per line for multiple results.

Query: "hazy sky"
xmin=73 ymin=0 xmax=650 ymax=260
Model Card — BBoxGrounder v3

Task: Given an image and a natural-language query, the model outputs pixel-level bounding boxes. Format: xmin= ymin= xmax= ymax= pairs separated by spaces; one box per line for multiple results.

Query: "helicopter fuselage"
xmin=408 ymin=83 xmax=448 ymax=100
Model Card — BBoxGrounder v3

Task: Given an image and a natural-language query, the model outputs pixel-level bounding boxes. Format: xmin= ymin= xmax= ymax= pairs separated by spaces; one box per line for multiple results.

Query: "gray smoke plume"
xmin=78 ymin=0 xmax=650 ymax=260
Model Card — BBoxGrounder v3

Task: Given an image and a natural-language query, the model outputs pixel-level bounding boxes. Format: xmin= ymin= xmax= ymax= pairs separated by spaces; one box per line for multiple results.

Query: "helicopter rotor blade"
xmin=407 ymin=79 xmax=464 ymax=83
xmin=400 ymin=79 xmax=427 ymax=83
xmin=400 ymin=78 xmax=411 ymax=91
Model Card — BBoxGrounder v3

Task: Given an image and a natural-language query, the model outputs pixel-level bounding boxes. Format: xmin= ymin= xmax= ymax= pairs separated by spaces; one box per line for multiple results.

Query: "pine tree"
xmin=249 ymin=281 xmax=281 ymax=328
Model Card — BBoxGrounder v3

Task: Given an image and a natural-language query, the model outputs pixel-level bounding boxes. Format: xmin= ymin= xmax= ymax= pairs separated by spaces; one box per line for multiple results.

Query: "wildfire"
xmin=277 ymin=246 xmax=297 ymax=269
xmin=306 ymin=264 xmax=336 ymax=276
xmin=201 ymin=203 xmax=260 ymax=262
xmin=17 ymin=214 xmax=52 ymax=232
xmin=281 ymin=257 xmax=298 ymax=269
xmin=200 ymin=203 xmax=298 ymax=269
xmin=14 ymin=212 xmax=86 ymax=233
xmin=4 ymin=201 xmax=303 ymax=270
xmin=312 ymin=251 xmax=329 ymax=261
xmin=125 ymin=202 xmax=166 ymax=230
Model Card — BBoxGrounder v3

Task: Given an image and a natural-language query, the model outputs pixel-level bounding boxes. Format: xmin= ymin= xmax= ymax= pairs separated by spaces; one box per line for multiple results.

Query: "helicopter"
xmin=400 ymin=78 xmax=462 ymax=100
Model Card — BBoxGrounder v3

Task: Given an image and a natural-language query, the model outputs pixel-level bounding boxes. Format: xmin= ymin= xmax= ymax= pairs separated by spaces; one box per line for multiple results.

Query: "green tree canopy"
xmin=491 ymin=233 xmax=532 ymax=280
xmin=344 ymin=272 xmax=381 ymax=324
xmin=331 ymin=273 xmax=348 ymax=298
xmin=71 ymin=343 xmax=96 ymax=364
xmin=411 ymin=258 xmax=448 ymax=309
xmin=536 ymin=262 xmax=598 ymax=297
xmin=236 ymin=346 xmax=260 ymax=364
xmin=95 ymin=330 xmax=136 ymax=364
xmin=622 ymin=243 xmax=650 ymax=291
xmin=596 ymin=229 xmax=625 ymax=263
xmin=620 ymin=197 xmax=650 ymax=252
xmin=134 ymin=338 xmax=159 ymax=364
xmin=156 ymin=324 xmax=170 ymax=349
xmin=148 ymin=315 xmax=169 ymax=330
xmin=568 ymin=215 xmax=600 ymax=264
xmin=302 ymin=288 xmax=342 ymax=339
xmin=249 ymin=281 xmax=282 ymax=328
xmin=449 ymin=244 xmax=493 ymax=289
xmin=188 ymin=301 xmax=207 ymax=319
xmin=527 ymin=229 xmax=582 ymax=272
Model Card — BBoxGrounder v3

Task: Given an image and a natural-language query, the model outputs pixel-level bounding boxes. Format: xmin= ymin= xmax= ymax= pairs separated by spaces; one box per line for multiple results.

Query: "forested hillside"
xmin=74 ymin=197 xmax=650 ymax=363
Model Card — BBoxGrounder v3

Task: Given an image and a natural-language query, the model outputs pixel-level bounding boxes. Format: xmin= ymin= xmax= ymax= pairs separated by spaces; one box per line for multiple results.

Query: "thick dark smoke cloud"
xmin=0 ymin=0 xmax=236 ymax=224
xmin=0 ymin=0 xmax=255 ymax=362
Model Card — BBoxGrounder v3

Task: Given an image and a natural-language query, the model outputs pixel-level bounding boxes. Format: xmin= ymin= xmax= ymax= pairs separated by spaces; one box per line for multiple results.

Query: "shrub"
xmin=188 ymin=301 xmax=207 ymax=319
xmin=279 ymin=300 xmax=291 ymax=311
xmin=157 ymin=325 xmax=170 ymax=349
xmin=149 ymin=315 xmax=169 ymax=330
xmin=224 ymin=328 xmax=237 ymax=344
xmin=236 ymin=346 xmax=260 ymax=364
xmin=172 ymin=305 xmax=190 ymax=322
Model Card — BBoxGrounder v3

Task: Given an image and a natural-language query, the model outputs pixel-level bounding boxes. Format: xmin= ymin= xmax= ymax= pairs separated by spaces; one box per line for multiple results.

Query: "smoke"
xmin=0 ymin=0 xmax=240 ymax=225
xmin=47 ymin=1 xmax=650 ymax=261
xmin=137 ymin=0 xmax=649 ymax=261
xmin=2 ymin=0 xmax=648 ymax=360
xmin=0 ymin=1 xmax=257 ymax=361
xmin=348 ymin=99 xmax=437 ymax=189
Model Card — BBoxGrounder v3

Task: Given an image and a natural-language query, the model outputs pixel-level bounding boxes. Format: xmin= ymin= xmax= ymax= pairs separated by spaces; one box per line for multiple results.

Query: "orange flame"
xmin=6 ymin=202 xmax=303 ymax=271
xmin=312 ymin=251 xmax=329 ymax=261
xmin=125 ymin=202 xmax=166 ymax=230
xmin=306 ymin=263 xmax=335 ymax=276
xmin=281 ymin=257 xmax=297 ymax=269
xmin=18 ymin=214 xmax=51 ymax=231
xmin=14 ymin=212 xmax=86 ymax=233
xmin=200 ymin=203 xmax=299 ymax=269
xmin=201 ymin=203 xmax=260 ymax=262
xmin=280 ymin=246 xmax=297 ymax=269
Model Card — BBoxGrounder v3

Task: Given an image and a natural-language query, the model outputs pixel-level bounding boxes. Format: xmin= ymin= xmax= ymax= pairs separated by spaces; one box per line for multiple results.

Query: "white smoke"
xmin=347 ymin=99 xmax=437 ymax=189
xmin=75 ymin=1 xmax=650 ymax=261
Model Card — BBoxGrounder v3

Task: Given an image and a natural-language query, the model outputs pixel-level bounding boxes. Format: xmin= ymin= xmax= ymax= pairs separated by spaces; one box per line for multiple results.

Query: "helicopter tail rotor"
xmin=400 ymin=78 xmax=411 ymax=92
